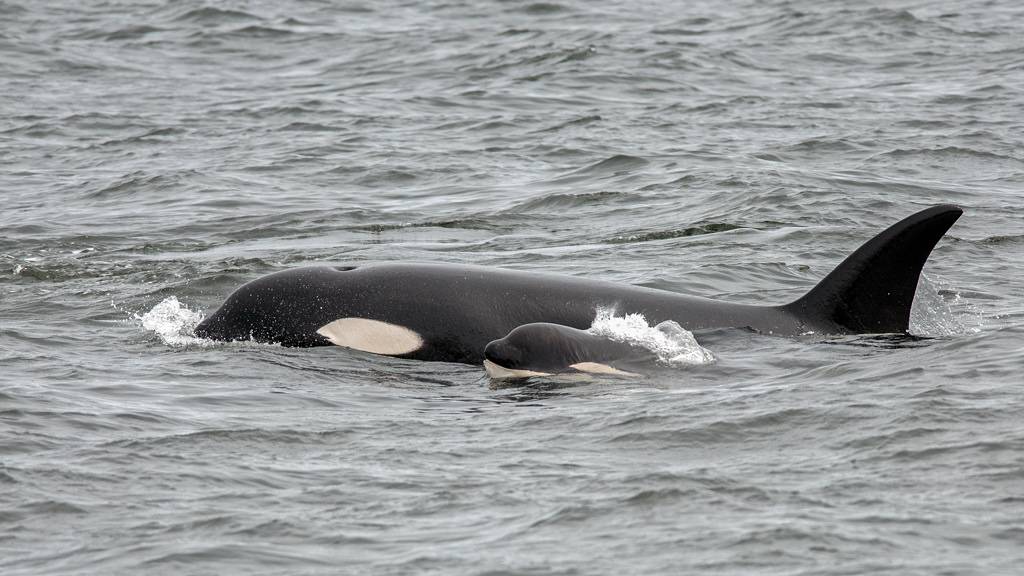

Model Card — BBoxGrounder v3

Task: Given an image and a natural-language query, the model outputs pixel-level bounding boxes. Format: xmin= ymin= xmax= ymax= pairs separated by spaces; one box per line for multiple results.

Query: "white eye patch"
xmin=316 ymin=318 xmax=424 ymax=356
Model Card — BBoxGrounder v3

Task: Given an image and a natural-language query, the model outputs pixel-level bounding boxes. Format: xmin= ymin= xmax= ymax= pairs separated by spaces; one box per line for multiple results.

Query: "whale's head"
xmin=194 ymin=267 xmax=341 ymax=346
xmin=483 ymin=323 xmax=641 ymax=380
xmin=193 ymin=290 xmax=277 ymax=344
xmin=483 ymin=323 xmax=577 ymax=378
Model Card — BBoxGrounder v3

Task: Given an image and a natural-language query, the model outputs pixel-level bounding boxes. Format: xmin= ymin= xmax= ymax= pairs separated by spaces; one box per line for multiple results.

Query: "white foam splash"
xmin=588 ymin=309 xmax=715 ymax=367
xmin=909 ymin=275 xmax=983 ymax=336
xmin=138 ymin=296 xmax=207 ymax=347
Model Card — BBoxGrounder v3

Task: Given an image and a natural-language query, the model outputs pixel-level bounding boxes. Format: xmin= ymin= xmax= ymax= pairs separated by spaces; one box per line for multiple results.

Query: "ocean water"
xmin=2 ymin=0 xmax=1024 ymax=574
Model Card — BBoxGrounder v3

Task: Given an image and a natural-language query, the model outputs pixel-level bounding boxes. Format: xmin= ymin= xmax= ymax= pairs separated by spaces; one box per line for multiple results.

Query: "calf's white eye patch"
xmin=317 ymin=318 xmax=424 ymax=356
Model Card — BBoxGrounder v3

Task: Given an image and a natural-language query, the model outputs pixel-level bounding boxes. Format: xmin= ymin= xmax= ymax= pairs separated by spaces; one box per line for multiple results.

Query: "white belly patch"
xmin=316 ymin=318 xmax=424 ymax=356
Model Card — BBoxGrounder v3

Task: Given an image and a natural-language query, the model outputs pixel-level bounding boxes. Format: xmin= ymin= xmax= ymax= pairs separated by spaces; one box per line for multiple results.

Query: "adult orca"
xmin=193 ymin=205 xmax=962 ymax=364
xmin=483 ymin=322 xmax=659 ymax=379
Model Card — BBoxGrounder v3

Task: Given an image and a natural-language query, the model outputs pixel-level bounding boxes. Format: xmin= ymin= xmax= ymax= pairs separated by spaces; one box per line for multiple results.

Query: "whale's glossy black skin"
xmin=193 ymin=262 xmax=796 ymax=363
xmin=484 ymin=323 xmax=659 ymax=375
xmin=194 ymin=205 xmax=962 ymax=365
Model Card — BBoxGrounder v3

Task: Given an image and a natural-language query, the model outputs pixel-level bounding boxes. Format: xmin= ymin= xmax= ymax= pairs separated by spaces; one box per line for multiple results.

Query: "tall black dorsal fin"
xmin=784 ymin=205 xmax=962 ymax=334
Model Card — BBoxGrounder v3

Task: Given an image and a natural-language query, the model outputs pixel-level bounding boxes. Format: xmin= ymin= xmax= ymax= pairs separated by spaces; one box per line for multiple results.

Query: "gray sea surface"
xmin=2 ymin=0 xmax=1023 ymax=574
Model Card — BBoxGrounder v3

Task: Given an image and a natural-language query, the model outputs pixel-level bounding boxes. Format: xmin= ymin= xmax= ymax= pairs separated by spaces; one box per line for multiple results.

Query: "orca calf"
xmin=193 ymin=205 xmax=962 ymax=365
xmin=483 ymin=323 xmax=658 ymax=379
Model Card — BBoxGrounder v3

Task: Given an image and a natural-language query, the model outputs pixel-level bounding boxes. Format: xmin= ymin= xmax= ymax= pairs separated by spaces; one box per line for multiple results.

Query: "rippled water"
xmin=3 ymin=0 xmax=1024 ymax=574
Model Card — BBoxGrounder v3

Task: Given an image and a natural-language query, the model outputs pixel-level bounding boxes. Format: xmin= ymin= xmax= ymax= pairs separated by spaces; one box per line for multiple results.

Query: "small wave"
xmin=607 ymin=222 xmax=741 ymax=244
xmin=588 ymin=309 xmax=715 ymax=367
xmin=513 ymin=3 xmax=571 ymax=16
xmin=978 ymin=234 xmax=1024 ymax=245
xmin=0 ymin=1 xmax=27 ymax=14
xmin=280 ymin=121 xmax=338 ymax=132
xmin=535 ymin=114 xmax=602 ymax=133
xmin=622 ymin=487 xmax=693 ymax=505
xmin=102 ymin=25 xmax=161 ymax=41
xmin=173 ymin=7 xmax=258 ymax=24
xmin=353 ymin=218 xmax=500 ymax=233
xmin=138 ymin=297 xmax=206 ymax=347
xmin=18 ymin=499 xmax=88 ymax=515
xmin=225 ymin=25 xmax=296 ymax=38
xmin=784 ymin=137 xmax=865 ymax=153
xmin=868 ymin=146 xmax=1021 ymax=163
xmin=69 ymin=25 xmax=165 ymax=42
xmin=353 ymin=169 xmax=417 ymax=186
xmin=87 ymin=170 xmax=193 ymax=199
xmin=509 ymin=190 xmax=626 ymax=212
xmin=570 ymin=154 xmax=649 ymax=177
